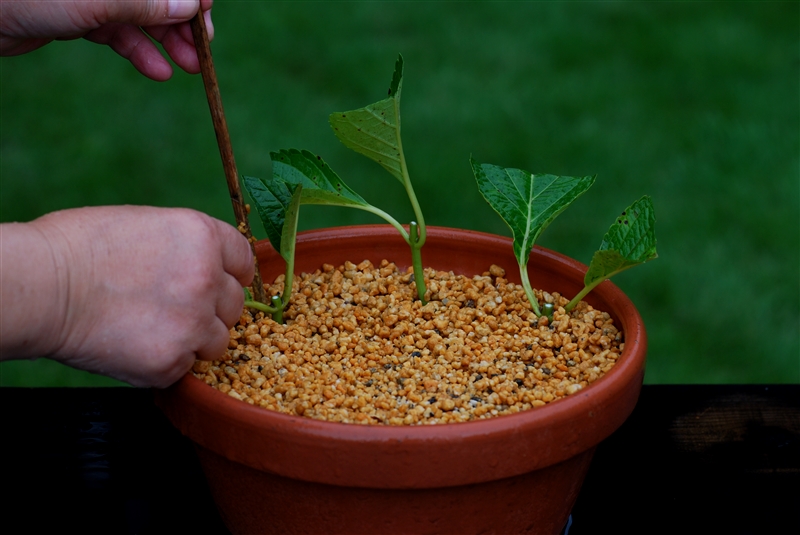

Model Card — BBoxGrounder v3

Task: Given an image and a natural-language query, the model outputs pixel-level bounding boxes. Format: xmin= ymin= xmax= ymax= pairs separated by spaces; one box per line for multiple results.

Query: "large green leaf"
xmin=471 ymin=159 xmax=596 ymax=266
xmin=242 ymin=174 xmax=294 ymax=258
xmin=270 ymin=149 xmax=370 ymax=208
xmin=328 ymin=55 xmax=405 ymax=184
xmin=584 ymin=196 xmax=658 ymax=286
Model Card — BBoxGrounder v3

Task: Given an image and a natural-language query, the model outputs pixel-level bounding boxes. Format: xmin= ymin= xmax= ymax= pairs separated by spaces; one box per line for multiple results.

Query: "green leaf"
xmin=270 ymin=149 xmax=370 ymax=208
xmin=471 ymin=159 xmax=596 ymax=266
xmin=242 ymin=174 xmax=295 ymax=257
xmin=241 ymin=179 xmax=301 ymax=319
xmin=584 ymin=196 xmax=658 ymax=286
xmin=328 ymin=54 xmax=405 ymax=184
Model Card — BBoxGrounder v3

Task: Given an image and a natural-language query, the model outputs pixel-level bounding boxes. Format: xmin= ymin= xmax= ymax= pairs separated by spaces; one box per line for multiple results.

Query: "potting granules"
xmin=192 ymin=259 xmax=623 ymax=425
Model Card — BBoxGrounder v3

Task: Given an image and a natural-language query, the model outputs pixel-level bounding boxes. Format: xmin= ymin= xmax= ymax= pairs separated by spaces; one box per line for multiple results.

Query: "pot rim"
xmin=157 ymin=225 xmax=646 ymax=488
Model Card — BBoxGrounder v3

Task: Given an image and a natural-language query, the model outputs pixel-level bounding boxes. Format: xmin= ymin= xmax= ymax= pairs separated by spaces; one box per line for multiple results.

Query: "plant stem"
xmin=519 ymin=264 xmax=542 ymax=316
xmin=244 ymin=294 xmax=285 ymax=323
xmin=357 ymin=205 xmax=409 ymax=241
xmin=394 ymin=125 xmax=428 ymax=301
xmin=352 ymin=205 xmax=426 ymax=302
xmin=244 ymin=299 xmax=274 ymax=313
xmin=409 ymin=222 xmax=426 ymax=303
xmin=190 ymin=11 xmax=267 ymax=304
xmin=270 ymin=294 xmax=284 ymax=324
xmin=396 ymin=137 xmax=426 ymax=247
xmin=281 ymin=248 xmax=295 ymax=313
xmin=404 ymin=180 xmax=426 ymax=245
xmin=391 ymin=95 xmax=428 ymax=301
xmin=565 ymin=281 xmax=600 ymax=313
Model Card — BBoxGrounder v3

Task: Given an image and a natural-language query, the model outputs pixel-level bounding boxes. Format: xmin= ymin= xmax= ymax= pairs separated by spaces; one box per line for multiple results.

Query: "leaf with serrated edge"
xmin=242 ymin=174 xmax=293 ymax=258
xmin=584 ymin=196 xmax=657 ymax=286
xmin=329 ymin=55 xmax=405 ymax=184
xmin=270 ymin=149 xmax=370 ymax=208
xmin=472 ymin=159 xmax=595 ymax=265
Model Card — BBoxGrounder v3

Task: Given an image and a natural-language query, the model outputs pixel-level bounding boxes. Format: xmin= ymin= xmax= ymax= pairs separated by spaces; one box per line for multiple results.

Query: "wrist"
xmin=0 ymin=220 xmax=72 ymax=360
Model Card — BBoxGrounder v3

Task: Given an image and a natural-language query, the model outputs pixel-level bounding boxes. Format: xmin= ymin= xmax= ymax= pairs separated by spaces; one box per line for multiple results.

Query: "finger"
xmin=146 ymin=8 xmax=213 ymax=74
xmin=213 ymin=219 xmax=255 ymax=287
xmin=195 ymin=317 xmax=231 ymax=361
xmin=1 ymin=0 xmax=206 ymax=57
xmin=216 ymin=274 xmax=247 ymax=329
xmin=203 ymin=9 xmax=215 ymax=41
xmin=84 ymin=23 xmax=173 ymax=81
xmin=146 ymin=23 xmax=200 ymax=74
xmin=184 ymin=9 xmax=215 ymax=42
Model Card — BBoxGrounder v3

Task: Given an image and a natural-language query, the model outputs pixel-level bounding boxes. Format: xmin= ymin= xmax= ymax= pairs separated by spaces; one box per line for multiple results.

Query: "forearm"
xmin=2 ymin=206 xmax=253 ymax=387
xmin=0 ymin=220 xmax=69 ymax=360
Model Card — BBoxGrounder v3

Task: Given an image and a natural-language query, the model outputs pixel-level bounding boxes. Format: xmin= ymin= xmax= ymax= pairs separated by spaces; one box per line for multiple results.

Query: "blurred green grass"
xmin=1 ymin=1 xmax=798 ymax=386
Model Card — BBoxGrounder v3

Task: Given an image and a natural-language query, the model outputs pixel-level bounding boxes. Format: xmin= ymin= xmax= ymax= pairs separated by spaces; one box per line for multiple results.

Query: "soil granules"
xmin=192 ymin=259 xmax=623 ymax=425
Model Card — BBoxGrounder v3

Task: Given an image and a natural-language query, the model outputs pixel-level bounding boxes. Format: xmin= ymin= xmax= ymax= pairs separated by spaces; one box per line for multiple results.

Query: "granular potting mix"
xmin=192 ymin=259 xmax=623 ymax=425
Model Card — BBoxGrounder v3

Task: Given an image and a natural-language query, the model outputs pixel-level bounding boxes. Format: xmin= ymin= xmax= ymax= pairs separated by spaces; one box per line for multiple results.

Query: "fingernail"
xmin=204 ymin=9 xmax=215 ymax=39
xmin=168 ymin=0 xmax=199 ymax=19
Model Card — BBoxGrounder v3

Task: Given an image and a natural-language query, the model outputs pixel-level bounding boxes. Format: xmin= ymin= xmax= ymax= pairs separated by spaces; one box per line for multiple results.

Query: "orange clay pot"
xmin=155 ymin=226 xmax=647 ymax=535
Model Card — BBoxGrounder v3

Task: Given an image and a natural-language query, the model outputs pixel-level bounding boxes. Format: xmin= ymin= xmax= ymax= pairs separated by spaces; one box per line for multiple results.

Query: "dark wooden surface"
xmin=3 ymin=384 xmax=798 ymax=534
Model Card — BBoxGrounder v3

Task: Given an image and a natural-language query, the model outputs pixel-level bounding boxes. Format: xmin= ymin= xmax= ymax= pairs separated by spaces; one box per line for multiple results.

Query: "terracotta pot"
xmin=155 ymin=226 xmax=647 ymax=535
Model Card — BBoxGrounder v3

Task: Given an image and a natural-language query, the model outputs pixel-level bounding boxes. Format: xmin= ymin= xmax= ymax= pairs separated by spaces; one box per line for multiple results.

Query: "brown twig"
xmin=190 ymin=11 xmax=267 ymax=304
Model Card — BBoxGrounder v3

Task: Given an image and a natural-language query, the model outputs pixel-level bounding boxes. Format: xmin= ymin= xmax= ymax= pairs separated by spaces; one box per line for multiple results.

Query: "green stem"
xmin=357 ymin=205 xmax=409 ymax=241
xmin=243 ymin=293 xmax=284 ymax=323
xmin=281 ymin=252 xmax=295 ymax=312
xmin=244 ymin=299 xmax=276 ymax=314
xmin=393 ymin=96 xmax=426 ymax=247
xmin=565 ymin=280 xmax=601 ymax=313
xmin=396 ymin=134 xmax=427 ymax=302
xmin=243 ymin=285 xmax=288 ymax=323
xmin=355 ymin=204 xmax=427 ymax=303
xmin=270 ymin=294 xmax=284 ymax=324
xmin=519 ymin=263 xmax=542 ymax=316
xmin=397 ymin=152 xmax=426 ymax=246
xmin=409 ymin=221 xmax=427 ymax=303
xmin=404 ymin=179 xmax=426 ymax=246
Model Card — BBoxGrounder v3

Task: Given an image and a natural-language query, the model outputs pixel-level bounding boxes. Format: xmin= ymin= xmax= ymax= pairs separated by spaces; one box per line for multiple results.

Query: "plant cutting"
xmin=240 ymin=55 xmax=656 ymax=328
xmin=242 ymin=55 xmax=430 ymax=318
xmin=471 ymin=162 xmax=656 ymax=318
xmin=157 ymin=19 xmax=657 ymax=535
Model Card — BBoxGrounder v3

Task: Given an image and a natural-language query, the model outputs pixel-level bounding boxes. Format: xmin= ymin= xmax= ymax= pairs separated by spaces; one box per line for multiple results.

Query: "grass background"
xmin=1 ymin=1 xmax=798 ymax=386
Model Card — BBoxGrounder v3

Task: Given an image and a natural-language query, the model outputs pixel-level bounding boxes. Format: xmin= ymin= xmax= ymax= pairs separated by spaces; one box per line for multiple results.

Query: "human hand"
xmin=1 ymin=206 xmax=254 ymax=388
xmin=0 ymin=0 xmax=213 ymax=81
